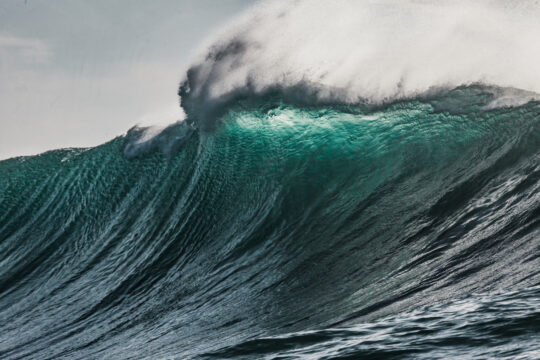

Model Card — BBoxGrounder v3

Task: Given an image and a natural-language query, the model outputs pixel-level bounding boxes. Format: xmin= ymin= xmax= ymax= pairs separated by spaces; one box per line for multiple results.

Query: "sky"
xmin=0 ymin=0 xmax=257 ymax=160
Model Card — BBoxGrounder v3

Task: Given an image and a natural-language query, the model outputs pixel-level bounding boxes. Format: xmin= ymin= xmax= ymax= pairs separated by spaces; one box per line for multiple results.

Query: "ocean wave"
xmin=3 ymin=1 xmax=540 ymax=358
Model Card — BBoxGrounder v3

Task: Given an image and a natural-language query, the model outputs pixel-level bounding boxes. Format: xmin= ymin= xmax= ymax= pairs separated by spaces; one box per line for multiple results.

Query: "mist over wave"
xmin=179 ymin=0 xmax=540 ymax=129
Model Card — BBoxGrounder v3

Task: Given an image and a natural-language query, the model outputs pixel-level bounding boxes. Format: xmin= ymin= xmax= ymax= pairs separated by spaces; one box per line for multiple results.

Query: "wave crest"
xmin=179 ymin=0 xmax=540 ymax=129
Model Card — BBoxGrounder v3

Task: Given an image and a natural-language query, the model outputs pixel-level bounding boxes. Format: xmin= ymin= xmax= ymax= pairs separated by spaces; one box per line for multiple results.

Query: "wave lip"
xmin=179 ymin=0 xmax=540 ymax=129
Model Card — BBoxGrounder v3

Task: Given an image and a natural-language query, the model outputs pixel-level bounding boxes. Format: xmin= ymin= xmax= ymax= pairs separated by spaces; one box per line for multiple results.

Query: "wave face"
xmin=1 ymin=86 xmax=540 ymax=359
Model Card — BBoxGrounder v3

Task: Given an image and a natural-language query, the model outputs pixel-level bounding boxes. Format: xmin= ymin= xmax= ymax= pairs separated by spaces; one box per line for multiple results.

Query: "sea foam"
xmin=179 ymin=0 xmax=540 ymax=128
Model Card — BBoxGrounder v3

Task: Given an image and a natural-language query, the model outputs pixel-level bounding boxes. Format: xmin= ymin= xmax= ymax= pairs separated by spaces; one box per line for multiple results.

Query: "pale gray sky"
xmin=0 ymin=0 xmax=257 ymax=159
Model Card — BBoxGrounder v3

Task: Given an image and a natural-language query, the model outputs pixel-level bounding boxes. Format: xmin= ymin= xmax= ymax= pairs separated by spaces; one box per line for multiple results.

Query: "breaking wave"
xmin=2 ymin=1 xmax=540 ymax=358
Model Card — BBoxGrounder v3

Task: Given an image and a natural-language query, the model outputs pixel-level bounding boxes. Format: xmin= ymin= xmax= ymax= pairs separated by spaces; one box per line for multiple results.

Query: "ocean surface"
xmin=1 ymin=85 xmax=540 ymax=359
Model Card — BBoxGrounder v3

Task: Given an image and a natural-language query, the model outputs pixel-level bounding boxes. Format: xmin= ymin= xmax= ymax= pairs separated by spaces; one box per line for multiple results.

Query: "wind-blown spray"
xmin=180 ymin=0 xmax=540 ymax=128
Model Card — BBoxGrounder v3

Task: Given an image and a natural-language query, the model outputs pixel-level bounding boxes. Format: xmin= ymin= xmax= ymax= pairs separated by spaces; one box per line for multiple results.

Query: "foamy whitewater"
xmin=1 ymin=1 xmax=540 ymax=359
xmin=178 ymin=0 xmax=540 ymax=129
